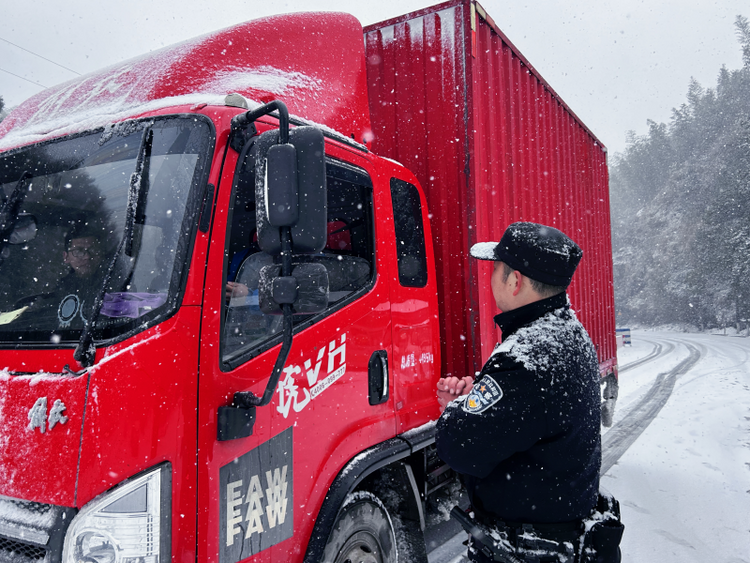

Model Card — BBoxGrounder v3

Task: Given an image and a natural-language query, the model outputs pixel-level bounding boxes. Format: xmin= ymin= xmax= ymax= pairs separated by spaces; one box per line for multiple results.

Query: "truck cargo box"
xmin=365 ymin=0 xmax=616 ymax=381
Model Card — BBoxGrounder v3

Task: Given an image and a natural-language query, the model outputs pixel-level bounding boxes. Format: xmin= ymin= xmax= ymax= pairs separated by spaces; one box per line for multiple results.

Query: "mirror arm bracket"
xmin=231 ymin=100 xmax=290 ymax=145
xmin=216 ymin=228 xmax=295 ymax=441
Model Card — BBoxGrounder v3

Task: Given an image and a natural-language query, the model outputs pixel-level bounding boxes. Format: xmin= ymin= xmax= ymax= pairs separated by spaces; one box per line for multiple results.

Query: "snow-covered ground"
xmin=429 ymin=330 xmax=750 ymax=562
xmin=603 ymin=330 xmax=750 ymax=562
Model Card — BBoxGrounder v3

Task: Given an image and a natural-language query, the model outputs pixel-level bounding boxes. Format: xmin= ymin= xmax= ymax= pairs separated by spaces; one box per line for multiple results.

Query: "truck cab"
xmin=0 ymin=11 xmax=443 ymax=563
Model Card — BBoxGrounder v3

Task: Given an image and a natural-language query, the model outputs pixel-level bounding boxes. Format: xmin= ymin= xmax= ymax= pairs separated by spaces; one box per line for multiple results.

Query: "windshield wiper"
xmin=125 ymin=129 xmax=153 ymax=257
xmin=74 ymin=128 xmax=153 ymax=367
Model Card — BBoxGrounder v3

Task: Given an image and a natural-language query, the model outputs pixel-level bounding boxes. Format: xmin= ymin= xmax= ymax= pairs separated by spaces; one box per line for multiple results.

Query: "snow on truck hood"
xmin=0 ymin=12 xmax=372 ymax=151
xmin=0 ymin=334 xmax=175 ymax=507
xmin=0 ymin=368 xmax=88 ymax=506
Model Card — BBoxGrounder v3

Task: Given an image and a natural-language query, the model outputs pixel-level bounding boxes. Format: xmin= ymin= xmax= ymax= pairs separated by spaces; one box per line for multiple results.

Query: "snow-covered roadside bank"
xmin=604 ymin=330 xmax=750 ymax=562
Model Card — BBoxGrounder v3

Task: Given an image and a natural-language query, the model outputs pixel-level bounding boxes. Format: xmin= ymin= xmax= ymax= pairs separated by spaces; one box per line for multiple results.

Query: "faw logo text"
xmin=219 ymin=428 xmax=294 ymax=563
xmin=28 ymin=397 xmax=68 ymax=433
xmin=226 ymin=465 xmax=289 ymax=546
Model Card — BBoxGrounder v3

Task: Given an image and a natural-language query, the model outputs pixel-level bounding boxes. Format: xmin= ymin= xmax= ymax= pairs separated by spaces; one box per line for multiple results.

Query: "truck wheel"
xmin=323 ymin=491 xmax=398 ymax=563
xmin=600 ymin=375 xmax=618 ymax=427
xmin=601 ymin=398 xmax=615 ymax=427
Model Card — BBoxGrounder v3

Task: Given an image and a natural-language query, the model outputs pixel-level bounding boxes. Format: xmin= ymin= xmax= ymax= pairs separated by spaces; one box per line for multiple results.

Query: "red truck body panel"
xmin=365 ymin=0 xmax=616 ymax=380
xmin=0 ymin=367 xmax=86 ymax=506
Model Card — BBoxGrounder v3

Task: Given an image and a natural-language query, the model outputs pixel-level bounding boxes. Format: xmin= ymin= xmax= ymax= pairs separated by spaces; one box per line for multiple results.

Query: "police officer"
xmin=436 ymin=222 xmax=621 ymax=563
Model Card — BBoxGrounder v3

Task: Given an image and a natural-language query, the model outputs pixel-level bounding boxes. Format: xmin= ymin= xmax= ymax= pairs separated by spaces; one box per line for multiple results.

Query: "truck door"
xmin=196 ymin=140 xmax=396 ymax=563
xmin=385 ymin=172 xmax=441 ymax=433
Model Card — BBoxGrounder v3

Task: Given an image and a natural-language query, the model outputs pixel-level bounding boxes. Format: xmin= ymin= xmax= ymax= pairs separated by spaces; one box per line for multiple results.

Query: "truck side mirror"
xmin=264 ymin=144 xmax=299 ymax=227
xmin=258 ymin=263 xmax=329 ymax=315
xmin=255 ymin=126 xmax=327 ymax=255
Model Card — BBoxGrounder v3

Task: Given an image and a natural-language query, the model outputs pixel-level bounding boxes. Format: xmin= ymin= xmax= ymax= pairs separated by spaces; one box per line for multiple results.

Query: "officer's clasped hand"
xmin=436 ymin=376 xmax=474 ymax=410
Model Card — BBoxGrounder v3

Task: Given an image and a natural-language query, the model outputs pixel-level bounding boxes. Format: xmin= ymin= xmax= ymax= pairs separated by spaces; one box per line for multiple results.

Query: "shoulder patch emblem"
xmin=462 ymin=376 xmax=503 ymax=414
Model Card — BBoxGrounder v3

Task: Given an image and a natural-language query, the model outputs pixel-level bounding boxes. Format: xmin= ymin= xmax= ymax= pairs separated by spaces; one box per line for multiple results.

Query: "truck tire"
xmin=600 ymin=375 xmax=618 ymax=427
xmin=323 ymin=491 xmax=398 ymax=563
xmin=601 ymin=398 xmax=616 ymax=427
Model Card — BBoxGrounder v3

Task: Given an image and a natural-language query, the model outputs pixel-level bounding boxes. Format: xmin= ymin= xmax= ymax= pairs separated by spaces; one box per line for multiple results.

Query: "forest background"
xmin=611 ymin=16 xmax=750 ymax=330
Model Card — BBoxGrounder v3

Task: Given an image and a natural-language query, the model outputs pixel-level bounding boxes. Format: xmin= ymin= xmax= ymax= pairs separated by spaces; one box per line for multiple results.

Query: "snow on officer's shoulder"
xmin=459 ymin=221 xmax=585 ymax=413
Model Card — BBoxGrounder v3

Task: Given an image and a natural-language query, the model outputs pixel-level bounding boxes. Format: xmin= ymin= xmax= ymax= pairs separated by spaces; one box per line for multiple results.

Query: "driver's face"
xmin=63 ymin=236 xmax=102 ymax=278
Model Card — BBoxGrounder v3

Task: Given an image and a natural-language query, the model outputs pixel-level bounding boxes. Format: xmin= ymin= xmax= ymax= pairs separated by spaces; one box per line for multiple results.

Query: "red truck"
xmin=0 ymin=1 xmax=617 ymax=562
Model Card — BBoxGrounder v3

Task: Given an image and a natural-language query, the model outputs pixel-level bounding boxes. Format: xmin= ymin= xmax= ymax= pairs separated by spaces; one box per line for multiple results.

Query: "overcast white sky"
xmin=0 ymin=0 xmax=747 ymax=155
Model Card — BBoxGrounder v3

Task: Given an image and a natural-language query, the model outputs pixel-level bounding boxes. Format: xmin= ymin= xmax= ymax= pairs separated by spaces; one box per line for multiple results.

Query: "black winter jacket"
xmin=436 ymin=292 xmax=601 ymax=524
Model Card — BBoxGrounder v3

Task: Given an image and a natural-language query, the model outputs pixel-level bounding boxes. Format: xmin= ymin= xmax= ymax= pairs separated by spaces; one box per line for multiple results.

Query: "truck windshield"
xmin=0 ymin=116 xmax=212 ymax=346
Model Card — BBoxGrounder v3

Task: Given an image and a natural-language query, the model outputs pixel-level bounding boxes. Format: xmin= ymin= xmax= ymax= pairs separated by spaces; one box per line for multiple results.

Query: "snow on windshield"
xmin=0 ymin=91 xmax=225 ymax=153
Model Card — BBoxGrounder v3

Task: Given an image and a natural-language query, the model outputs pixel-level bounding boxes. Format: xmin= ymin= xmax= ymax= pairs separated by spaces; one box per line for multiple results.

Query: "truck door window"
xmin=222 ymin=157 xmax=375 ymax=366
xmin=0 ymin=116 xmax=212 ymax=345
xmin=390 ymin=178 xmax=428 ymax=287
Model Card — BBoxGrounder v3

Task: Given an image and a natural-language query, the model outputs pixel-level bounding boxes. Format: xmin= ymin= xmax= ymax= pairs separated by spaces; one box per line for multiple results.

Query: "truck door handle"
xmin=368 ymin=350 xmax=389 ymax=405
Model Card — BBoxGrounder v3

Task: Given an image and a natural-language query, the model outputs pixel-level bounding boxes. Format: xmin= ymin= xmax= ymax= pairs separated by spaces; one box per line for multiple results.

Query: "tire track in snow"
xmin=601 ymin=342 xmax=701 ymax=475
xmin=618 ymin=341 xmax=671 ymax=373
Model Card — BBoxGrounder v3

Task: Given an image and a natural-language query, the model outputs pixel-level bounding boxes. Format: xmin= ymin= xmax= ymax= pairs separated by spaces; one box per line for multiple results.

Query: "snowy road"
xmin=601 ymin=339 xmax=701 ymax=474
xmin=427 ymin=330 xmax=750 ymax=562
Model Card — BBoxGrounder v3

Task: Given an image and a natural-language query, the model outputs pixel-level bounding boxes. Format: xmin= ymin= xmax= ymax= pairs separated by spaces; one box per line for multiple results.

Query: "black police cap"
xmin=470 ymin=222 xmax=582 ymax=287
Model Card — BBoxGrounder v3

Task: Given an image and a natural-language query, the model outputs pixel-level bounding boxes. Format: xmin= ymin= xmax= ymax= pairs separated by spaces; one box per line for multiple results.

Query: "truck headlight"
xmin=63 ymin=464 xmax=171 ymax=563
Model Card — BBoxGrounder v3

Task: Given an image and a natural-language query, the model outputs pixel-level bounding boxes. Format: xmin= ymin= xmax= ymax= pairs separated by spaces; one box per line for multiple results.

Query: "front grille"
xmin=0 ymin=536 xmax=47 ymax=563
xmin=0 ymin=496 xmax=76 ymax=563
